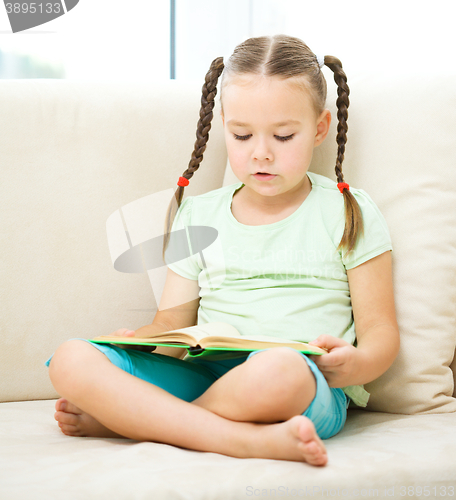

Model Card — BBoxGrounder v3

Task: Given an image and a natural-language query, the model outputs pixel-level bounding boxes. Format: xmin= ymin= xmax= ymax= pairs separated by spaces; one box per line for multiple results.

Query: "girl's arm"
xmin=309 ymin=251 xmax=400 ymax=388
xmin=115 ymin=269 xmax=201 ymax=360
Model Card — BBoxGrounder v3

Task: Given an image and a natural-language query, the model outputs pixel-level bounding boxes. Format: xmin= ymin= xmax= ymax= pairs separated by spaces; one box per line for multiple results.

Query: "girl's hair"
xmin=163 ymin=34 xmax=363 ymax=260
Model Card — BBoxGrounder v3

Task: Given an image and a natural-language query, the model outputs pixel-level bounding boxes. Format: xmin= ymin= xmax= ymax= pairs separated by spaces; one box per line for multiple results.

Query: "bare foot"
xmin=54 ymin=398 xmax=124 ymax=438
xmin=54 ymin=399 xmax=327 ymax=464
xmin=252 ymin=415 xmax=328 ymax=465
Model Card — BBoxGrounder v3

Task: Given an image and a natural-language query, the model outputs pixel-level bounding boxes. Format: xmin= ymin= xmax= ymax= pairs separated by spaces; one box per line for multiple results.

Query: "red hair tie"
xmin=337 ymin=182 xmax=350 ymax=193
xmin=177 ymin=176 xmax=189 ymax=187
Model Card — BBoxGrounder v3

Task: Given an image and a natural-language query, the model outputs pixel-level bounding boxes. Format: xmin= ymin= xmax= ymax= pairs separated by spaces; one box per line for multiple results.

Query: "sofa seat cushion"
xmin=1 ymin=400 xmax=455 ymax=499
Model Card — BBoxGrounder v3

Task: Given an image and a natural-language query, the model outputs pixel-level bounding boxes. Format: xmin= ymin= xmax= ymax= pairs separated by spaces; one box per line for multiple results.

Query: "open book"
xmin=91 ymin=322 xmax=327 ymax=358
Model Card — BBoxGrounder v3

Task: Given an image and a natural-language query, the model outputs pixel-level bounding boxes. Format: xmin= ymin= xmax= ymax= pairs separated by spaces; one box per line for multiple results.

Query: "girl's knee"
xmin=48 ymin=340 xmax=103 ymax=387
xmin=246 ymin=348 xmax=315 ymax=404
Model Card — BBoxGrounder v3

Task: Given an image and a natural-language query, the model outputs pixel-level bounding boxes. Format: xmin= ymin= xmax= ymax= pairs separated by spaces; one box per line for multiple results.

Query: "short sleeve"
xmin=342 ymin=189 xmax=393 ymax=270
xmin=164 ymin=197 xmax=201 ymax=280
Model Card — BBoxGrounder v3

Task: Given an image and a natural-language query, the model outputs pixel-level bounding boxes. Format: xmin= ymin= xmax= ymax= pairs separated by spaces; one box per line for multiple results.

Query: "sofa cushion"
xmin=0 ymin=80 xmax=227 ymax=402
xmin=306 ymin=72 xmax=456 ymax=414
xmin=1 ymin=400 xmax=455 ymax=498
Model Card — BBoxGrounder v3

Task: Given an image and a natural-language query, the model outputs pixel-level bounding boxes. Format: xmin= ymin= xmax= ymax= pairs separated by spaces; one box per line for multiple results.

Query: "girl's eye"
xmin=233 ymin=134 xmax=294 ymax=142
xmin=275 ymin=134 xmax=294 ymax=142
xmin=234 ymin=134 xmax=251 ymax=141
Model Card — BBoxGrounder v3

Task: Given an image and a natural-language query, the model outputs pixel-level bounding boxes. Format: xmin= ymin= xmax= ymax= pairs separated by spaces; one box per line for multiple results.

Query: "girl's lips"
xmin=253 ymin=173 xmax=277 ymax=181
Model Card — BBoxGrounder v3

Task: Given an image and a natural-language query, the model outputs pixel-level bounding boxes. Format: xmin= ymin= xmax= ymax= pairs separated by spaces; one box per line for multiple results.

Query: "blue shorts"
xmin=46 ymin=341 xmax=348 ymax=440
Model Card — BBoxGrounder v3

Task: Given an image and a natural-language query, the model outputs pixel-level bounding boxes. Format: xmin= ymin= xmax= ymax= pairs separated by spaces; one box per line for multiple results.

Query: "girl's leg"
xmin=49 ymin=340 xmax=327 ymax=464
xmin=53 ymin=340 xmax=222 ymax=438
xmin=190 ymin=347 xmax=317 ymax=423
xmin=191 ymin=348 xmax=347 ymax=440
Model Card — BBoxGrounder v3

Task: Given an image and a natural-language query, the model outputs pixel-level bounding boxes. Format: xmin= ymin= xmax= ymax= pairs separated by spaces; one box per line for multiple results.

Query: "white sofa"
xmin=1 ymin=72 xmax=455 ymax=499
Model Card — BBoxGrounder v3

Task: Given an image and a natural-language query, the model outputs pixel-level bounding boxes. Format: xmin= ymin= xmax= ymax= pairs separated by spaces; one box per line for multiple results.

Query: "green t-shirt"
xmin=166 ymin=172 xmax=393 ymax=407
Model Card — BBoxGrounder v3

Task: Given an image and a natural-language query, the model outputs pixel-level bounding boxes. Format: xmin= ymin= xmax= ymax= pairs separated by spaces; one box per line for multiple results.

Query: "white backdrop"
xmin=177 ymin=0 xmax=455 ymax=80
xmin=0 ymin=0 xmax=454 ymax=81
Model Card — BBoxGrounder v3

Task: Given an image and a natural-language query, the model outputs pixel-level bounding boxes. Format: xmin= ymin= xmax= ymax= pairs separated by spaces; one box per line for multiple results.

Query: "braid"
xmin=324 ymin=56 xmax=364 ymax=257
xmin=162 ymin=56 xmax=225 ymax=260
xmin=185 ymin=57 xmax=225 ymax=185
xmin=325 ymin=56 xmax=349 ymax=183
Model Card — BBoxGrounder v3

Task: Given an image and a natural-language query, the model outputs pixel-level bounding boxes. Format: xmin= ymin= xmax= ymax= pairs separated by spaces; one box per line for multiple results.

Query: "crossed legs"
xmin=49 ymin=340 xmax=327 ymax=465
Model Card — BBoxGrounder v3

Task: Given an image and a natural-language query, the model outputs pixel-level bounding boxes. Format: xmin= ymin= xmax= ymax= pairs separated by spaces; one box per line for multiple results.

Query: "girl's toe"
xmin=59 ymin=424 xmax=77 ymax=435
xmin=55 ymin=398 xmax=67 ymax=412
xmin=55 ymin=411 xmax=79 ymax=426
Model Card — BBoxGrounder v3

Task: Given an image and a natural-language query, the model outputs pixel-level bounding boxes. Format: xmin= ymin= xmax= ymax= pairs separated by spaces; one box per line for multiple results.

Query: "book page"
xmin=166 ymin=322 xmax=241 ymax=342
xmin=92 ymin=322 xmax=240 ymax=345
xmin=92 ymin=322 xmax=326 ymax=354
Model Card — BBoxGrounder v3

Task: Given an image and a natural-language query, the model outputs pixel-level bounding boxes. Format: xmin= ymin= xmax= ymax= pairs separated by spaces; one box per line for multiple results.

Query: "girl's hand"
xmin=308 ymin=335 xmax=363 ymax=388
xmin=110 ymin=328 xmax=157 ymax=353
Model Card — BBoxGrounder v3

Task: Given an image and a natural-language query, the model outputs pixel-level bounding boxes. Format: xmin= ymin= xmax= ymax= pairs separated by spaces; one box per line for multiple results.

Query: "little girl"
xmin=48 ymin=35 xmax=400 ymax=467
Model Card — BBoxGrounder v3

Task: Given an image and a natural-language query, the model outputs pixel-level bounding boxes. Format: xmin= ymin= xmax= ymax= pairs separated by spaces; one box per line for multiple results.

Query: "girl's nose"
xmin=252 ymin=138 xmax=273 ymax=162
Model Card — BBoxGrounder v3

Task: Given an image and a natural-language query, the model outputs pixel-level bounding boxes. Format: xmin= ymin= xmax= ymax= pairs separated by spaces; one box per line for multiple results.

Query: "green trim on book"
xmin=90 ymin=340 xmax=192 ymax=349
xmin=90 ymin=340 xmax=325 ymax=357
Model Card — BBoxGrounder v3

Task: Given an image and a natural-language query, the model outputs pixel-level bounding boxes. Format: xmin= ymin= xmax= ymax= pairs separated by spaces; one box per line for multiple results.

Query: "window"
xmin=0 ymin=0 xmax=451 ymax=80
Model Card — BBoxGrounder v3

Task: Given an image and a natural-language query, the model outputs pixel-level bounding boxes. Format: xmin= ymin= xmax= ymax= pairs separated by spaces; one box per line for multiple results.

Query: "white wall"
xmin=176 ymin=0 xmax=456 ymax=80
xmin=0 ymin=0 xmax=454 ymax=80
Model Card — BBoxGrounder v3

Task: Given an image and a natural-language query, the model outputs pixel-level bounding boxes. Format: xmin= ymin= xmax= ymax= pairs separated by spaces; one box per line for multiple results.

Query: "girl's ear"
xmin=314 ymin=109 xmax=331 ymax=147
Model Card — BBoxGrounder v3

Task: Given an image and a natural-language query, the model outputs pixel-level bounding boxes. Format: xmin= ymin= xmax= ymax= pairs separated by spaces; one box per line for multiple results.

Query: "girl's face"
xmin=221 ymin=75 xmax=330 ymax=205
